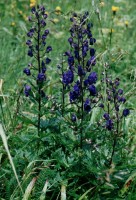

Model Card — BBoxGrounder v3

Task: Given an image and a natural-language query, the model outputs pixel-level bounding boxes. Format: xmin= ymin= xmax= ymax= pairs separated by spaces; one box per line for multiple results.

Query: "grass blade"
xmin=39 ymin=180 xmax=48 ymax=200
xmin=0 ymin=123 xmax=24 ymax=195
xmin=61 ymin=185 xmax=66 ymax=200
xmin=22 ymin=177 xmax=37 ymax=200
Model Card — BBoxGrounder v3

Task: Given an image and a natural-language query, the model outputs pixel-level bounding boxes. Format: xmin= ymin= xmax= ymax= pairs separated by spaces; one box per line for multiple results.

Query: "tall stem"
xmin=61 ymin=56 xmax=65 ymax=117
xmin=109 ymin=16 xmax=114 ymax=46
xmin=105 ymin=69 xmax=110 ymax=114
xmin=80 ymin=27 xmax=85 ymax=149
xmin=37 ymin=18 xmax=41 ymax=136
xmin=96 ymin=10 xmax=106 ymax=49
xmin=77 ymin=27 xmax=84 ymax=149
xmin=80 ymin=76 xmax=84 ymax=149
xmin=109 ymin=86 xmax=119 ymax=165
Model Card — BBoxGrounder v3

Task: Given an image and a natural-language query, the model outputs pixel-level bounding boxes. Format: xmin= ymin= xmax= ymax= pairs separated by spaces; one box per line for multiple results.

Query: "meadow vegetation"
xmin=0 ymin=0 xmax=136 ymax=199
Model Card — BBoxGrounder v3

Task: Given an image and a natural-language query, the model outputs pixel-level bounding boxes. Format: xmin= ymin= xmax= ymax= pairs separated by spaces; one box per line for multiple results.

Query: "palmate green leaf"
xmin=32 ymin=167 xmax=59 ymax=199
xmin=52 ymin=148 xmax=70 ymax=168
xmin=17 ymin=114 xmax=36 ymax=127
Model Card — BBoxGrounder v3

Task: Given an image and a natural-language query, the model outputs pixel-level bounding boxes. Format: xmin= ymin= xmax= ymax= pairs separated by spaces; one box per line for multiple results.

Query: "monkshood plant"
xmin=59 ymin=12 xmax=99 ymax=150
xmin=2 ymin=7 xmax=132 ymax=200
xmin=99 ymin=63 xmax=130 ymax=166
xmin=23 ymin=5 xmax=52 ymax=135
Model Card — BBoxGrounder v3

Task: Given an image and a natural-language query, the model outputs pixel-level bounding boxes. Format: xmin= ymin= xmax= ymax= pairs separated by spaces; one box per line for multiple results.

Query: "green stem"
xmin=37 ymin=17 xmax=41 ymax=136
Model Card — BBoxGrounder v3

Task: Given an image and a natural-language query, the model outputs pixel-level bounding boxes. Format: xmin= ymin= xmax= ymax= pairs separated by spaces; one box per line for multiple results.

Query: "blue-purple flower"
xmin=37 ymin=73 xmax=46 ymax=82
xmin=70 ymin=83 xmax=81 ymax=102
xmin=78 ymin=66 xmax=85 ymax=76
xmin=40 ymin=19 xmax=46 ymax=27
xmin=46 ymin=57 xmax=51 ymax=64
xmin=42 ymin=67 xmax=46 ymax=73
xmin=26 ymin=40 xmax=32 ymax=46
xmin=44 ymin=29 xmax=49 ymax=36
xmin=71 ymin=114 xmax=77 ymax=122
xmin=62 ymin=70 xmax=74 ymax=85
xmin=24 ymin=85 xmax=31 ymax=97
xmin=118 ymin=89 xmax=123 ymax=95
xmin=84 ymin=98 xmax=91 ymax=112
xmin=68 ymin=37 xmax=73 ymax=44
xmin=27 ymin=28 xmax=35 ymax=38
xmin=46 ymin=46 xmax=52 ymax=53
xmin=103 ymin=113 xmax=110 ymax=120
xmin=118 ymin=96 xmax=126 ymax=103
xmin=106 ymin=119 xmax=113 ymax=130
xmin=88 ymin=72 xmax=97 ymax=85
xmin=88 ymin=85 xmax=97 ymax=96
xmin=90 ymin=48 xmax=95 ymax=56
xmin=68 ymin=56 xmax=74 ymax=67
xmin=123 ymin=109 xmax=130 ymax=117
xmin=23 ymin=68 xmax=31 ymax=76
xmin=90 ymin=37 xmax=96 ymax=45
xmin=86 ymin=56 xmax=96 ymax=67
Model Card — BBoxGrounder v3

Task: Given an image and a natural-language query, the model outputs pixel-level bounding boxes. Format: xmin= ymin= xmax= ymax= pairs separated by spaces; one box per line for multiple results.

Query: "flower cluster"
xmin=103 ymin=113 xmax=114 ymax=131
xmin=61 ymin=12 xmax=98 ymax=116
xmin=24 ymin=5 xmax=52 ymax=97
xmin=100 ymin=75 xmax=130 ymax=131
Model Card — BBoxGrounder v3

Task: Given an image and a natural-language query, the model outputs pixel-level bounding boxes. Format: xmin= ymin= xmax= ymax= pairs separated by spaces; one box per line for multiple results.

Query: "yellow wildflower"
xmin=99 ymin=2 xmax=105 ymax=7
xmin=55 ymin=6 xmax=61 ymax=14
xmin=112 ymin=6 xmax=119 ymax=15
xmin=18 ymin=10 xmax=23 ymax=15
xmin=11 ymin=2 xmax=16 ymax=9
xmin=11 ymin=22 xmax=16 ymax=26
xmin=45 ymin=11 xmax=49 ymax=16
xmin=110 ymin=29 xmax=115 ymax=33
xmin=23 ymin=14 xmax=28 ymax=21
xmin=125 ymin=20 xmax=129 ymax=27
xmin=52 ymin=28 xmax=64 ymax=39
xmin=30 ymin=0 xmax=36 ymax=8
xmin=52 ymin=18 xmax=59 ymax=23
xmin=112 ymin=6 xmax=119 ymax=12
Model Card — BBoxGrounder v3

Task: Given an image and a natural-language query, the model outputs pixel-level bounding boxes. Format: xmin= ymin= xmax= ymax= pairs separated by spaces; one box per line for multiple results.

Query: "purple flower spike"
xmin=24 ymin=85 xmax=31 ymax=97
